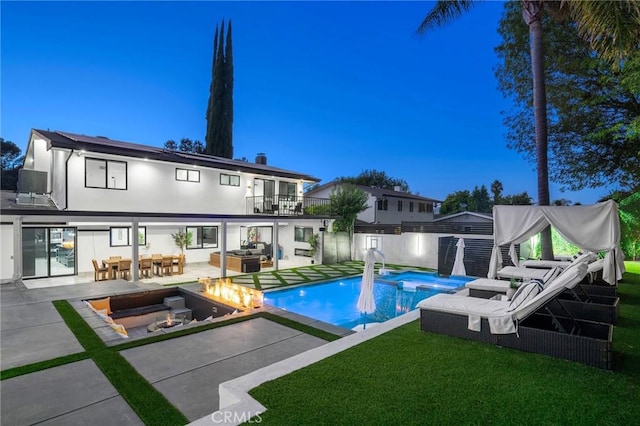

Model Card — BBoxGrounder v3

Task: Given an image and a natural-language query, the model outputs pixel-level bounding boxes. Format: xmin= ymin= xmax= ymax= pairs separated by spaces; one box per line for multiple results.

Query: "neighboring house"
xmin=305 ymin=182 xmax=441 ymax=225
xmin=0 ymin=129 xmax=328 ymax=282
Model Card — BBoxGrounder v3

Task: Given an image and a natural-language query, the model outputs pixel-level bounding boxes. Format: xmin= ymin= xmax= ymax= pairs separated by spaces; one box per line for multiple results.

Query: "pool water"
xmin=264 ymin=271 xmax=472 ymax=330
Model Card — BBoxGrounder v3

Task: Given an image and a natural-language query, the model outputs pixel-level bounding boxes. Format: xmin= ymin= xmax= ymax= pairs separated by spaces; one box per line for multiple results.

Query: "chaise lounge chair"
xmin=496 ymin=252 xmax=597 ymax=281
xmin=418 ymin=262 xmax=614 ymax=369
xmin=466 ymin=263 xmax=619 ymax=324
xmin=465 ymin=266 xmax=561 ymax=298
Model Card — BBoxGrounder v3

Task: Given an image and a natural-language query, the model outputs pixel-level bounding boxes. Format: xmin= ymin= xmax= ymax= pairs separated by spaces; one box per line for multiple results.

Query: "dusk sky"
xmin=2 ymin=1 xmax=618 ymax=204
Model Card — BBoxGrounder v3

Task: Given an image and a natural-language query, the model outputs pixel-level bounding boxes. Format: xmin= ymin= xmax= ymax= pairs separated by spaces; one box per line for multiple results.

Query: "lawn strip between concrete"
xmin=52 ymin=300 xmax=189 ymax=425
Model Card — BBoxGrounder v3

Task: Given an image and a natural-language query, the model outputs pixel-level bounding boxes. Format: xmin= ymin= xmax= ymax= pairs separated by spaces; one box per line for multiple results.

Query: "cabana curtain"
xmin=487 ymin=200 xmax=625 ymax=285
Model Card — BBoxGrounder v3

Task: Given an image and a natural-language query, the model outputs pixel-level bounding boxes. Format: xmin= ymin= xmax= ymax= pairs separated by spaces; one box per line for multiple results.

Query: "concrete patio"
xmin=0 ymin=277 xmax=334 ymax=424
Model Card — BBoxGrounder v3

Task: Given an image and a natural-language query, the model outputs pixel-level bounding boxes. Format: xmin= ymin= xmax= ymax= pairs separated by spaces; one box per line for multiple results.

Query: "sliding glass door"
xmin=22 ymin=227 xmax=77 ymax=279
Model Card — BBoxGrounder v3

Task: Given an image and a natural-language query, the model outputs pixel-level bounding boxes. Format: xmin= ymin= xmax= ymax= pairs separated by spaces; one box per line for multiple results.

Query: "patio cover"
xmin=487 ymin=199 xmax=625 ymax=285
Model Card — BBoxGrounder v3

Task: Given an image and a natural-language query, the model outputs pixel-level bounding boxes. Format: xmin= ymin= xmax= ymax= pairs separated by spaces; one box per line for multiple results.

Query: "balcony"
xmin=246 ymin=195 xmax=332 ymax=216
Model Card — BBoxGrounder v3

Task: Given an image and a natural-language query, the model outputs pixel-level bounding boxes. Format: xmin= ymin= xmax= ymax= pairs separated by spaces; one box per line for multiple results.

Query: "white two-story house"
xmin=0 ymin=129 xmax=329 ymax=282
xmin=305 ymin=182 xmax=440 ymax=224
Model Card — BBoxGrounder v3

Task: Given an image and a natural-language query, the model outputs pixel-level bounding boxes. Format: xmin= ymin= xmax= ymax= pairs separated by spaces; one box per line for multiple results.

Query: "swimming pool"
xmin=264 ymin=271 xmax=473 ymax=330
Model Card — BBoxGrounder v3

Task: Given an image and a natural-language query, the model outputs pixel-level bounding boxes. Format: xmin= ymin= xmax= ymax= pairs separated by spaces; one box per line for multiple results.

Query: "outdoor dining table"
xmin=101 ymin=258 xmax=132 ymax=280
xmin=102 ymin=255 xmax=182 ymax=279
xmin=148 ymin=254 xmax=183 ymax=276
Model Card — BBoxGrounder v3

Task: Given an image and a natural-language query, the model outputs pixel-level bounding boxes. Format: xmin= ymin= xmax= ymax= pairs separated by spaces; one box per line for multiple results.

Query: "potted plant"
xmin=171 ymin=228 xmax=193 ymax=263
xmin=307 ymin=232 xmax=319 ymax=264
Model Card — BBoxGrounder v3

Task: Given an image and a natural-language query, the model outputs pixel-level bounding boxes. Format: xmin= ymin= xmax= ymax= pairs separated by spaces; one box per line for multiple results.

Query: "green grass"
xmin=0 ymin=352 xmax=91 ymax=381
xmin=249 ymin=262 xmax=640 ymax=425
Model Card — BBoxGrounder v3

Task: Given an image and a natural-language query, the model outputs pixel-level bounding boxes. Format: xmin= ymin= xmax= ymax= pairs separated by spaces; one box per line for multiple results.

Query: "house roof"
xmin=0 ymin=190 xmax=58 ymax=211
xmin=306 ymin=181 xmax=441 ymax=203
xmin=433 ymin=211 xmax=493 ymax=222
xmin=30 ymin=129 xmax=320 ymax=182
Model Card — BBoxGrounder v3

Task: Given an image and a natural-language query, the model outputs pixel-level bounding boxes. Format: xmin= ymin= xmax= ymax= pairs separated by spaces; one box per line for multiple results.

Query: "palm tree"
xmin=490 ymin=179 xmax=503 ymax=206
xmin=417 ymin=0 xmax=640 ymax=259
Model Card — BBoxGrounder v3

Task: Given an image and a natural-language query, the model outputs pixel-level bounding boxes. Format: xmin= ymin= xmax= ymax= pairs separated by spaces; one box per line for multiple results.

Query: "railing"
xmin=246 ymin=195 xmax=332 ymax=216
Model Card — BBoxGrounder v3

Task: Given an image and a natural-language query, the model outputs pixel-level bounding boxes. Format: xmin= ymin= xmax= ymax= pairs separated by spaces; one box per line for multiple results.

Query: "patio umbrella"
xmin=451 ymin=238 xmax=466 ymax=276
xmin=357 ymin=248 xmax=377 ymax=329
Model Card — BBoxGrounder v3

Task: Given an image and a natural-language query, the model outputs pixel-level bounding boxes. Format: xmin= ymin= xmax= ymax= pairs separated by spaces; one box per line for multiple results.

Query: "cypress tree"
xmin=205 ymin=19 xmax=234 ymax=158
xmin=204 ymin=25 xmax=218 ymax=155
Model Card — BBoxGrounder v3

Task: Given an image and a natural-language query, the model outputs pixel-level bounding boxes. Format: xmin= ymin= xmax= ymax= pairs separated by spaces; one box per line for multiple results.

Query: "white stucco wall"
xmin=0 ymin=225 xmax=14 ymax=281
xmin=61 ymin=152 xmax=302 ymax=215
xmin=51 ymin=149 xmax=68 ymax=208
xmin=32 ymin=138 xmax=51 ymax=177
xmin=71 ymin=221 xmax=320 ymax=274
xmin=353 ymin=232 xmax=492 ymax=271
xmin=75 ymin=224 xmax=230 ymax=274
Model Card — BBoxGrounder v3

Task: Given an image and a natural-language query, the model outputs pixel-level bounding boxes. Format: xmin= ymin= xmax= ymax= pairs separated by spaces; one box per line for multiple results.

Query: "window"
xmin=110 ymin=227 xmax=146 ymax=247
xmin=85 ymin=158 xmax=127 ymax=189
xmin=176 ymin=168 xmax=200 ymax=182
xmin=409 ymin=202 xmax=414 ymax=212
xmin=220 ymin=173 xmax=240 ymax=186
xmin=279 ymin=181 xmax=297 ymax=200
xmin=187 ymin=226 xmax=218 ymax=249
xmin=418 ymin=202 xmax=426 ymax=213
xmin=418 ymin=202 xmax=434 ymax=213
xmin=377 ymin=199 xmax=388 ymax=211
xmin=294 ymin=226 xmax=314 ymax=242
xmin=397 ymin=200 xmax=403 ymax=212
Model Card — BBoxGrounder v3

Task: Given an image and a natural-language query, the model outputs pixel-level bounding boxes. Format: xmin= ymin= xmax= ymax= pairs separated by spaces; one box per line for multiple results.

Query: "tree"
xmin=501 ymin=192 xmax=533 ymax=206
xmin=193 ymin=140 xmax=205 ymax=154
xmin=490 ymin=180 xmax=503 ymax=205
xmin=163 ymin=138 xmax=205 ymax=154
xmin=439 ymin=190 xmax=471 ymax=215
xmin=1 ymin=138 xmax=23 ymax=190
xmin=179 ymin=138 xmax=193 ymax=153
xmin=336 ymin=169 xmax=409 ymax=192
xmin=417 ymin=0 xmax=640 ymax=259
xmin=440 ymin=185 xmax=532 ymax=214
xmin=469 ymin=185 xmax=492 ymax=213
xmin=205 ymin=20 xmax=234 ymax=158
xmin=330 ymin=184 xmax=369 ymax=238
xmin=496 ymin=2 xmax=640 ymax=192
xmin=552 ymin=199 xmax=573 ymax=206
xmin=163 ymin=139 xmax=178 ymax=151
xmin=605 ymin=190 xmax=640 ymax=261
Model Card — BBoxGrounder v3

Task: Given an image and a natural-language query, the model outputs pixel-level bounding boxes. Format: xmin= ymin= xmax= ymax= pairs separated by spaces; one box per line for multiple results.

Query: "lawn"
xmin=249 ymin=262 xmax=640 ymax=425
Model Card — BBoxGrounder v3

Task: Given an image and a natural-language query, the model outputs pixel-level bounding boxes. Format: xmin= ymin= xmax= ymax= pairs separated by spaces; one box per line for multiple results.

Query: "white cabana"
xmin=487 ymin=199 xmax=625 ymax=285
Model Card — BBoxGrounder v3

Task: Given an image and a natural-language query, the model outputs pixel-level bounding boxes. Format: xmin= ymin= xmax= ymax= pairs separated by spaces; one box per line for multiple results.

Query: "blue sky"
xmin=1 ymin=1 xmax=617 ymax=204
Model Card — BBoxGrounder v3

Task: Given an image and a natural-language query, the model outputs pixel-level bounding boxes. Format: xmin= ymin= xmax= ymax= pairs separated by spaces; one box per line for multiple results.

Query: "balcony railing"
xmin=246 ymin=195 xmax=332 ymax=216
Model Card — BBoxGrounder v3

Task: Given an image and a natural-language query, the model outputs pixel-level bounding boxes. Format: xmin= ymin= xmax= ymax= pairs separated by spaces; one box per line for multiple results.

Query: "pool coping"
xmin=188 ymin=309 xmax=420 ymax=426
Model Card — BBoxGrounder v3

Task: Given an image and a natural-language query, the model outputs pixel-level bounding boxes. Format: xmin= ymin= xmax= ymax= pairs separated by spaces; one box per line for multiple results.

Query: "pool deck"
xmin=1 ymin=263 xmax=428 ymax=424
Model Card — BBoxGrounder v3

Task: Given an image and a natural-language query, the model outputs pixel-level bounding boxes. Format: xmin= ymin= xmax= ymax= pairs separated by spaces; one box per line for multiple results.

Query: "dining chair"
xmin=139 ymin=257 xmax=153 ymax=278
xmin=160 ymin=256 xmax=174 ymax=276
xmin=117 ymin=259 xmax=132 ymax=280
xmin=92 ymin=259 xmax=109 ymax=281
xmin=172 ymin=254 xmax=185 ymax=275
xmin=152 ymin=254 xmax=163 ymax=275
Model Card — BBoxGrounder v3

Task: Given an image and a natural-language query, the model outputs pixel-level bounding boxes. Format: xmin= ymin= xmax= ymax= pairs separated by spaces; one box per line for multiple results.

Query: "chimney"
xmin=393 ymin=185 xmax=402 ymax=192
xmin=255 ymin=153 xmax=267 ymax=165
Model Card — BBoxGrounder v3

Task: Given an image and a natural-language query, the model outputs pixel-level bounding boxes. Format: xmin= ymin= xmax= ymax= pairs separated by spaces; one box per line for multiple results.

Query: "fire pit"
xmin=147 ymin=314 xmax=186 ymax=333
